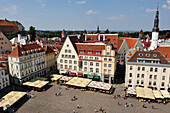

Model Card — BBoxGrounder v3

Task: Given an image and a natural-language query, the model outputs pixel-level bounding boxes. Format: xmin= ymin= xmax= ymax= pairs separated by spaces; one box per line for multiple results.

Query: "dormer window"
xmin=145 ymin=54 xmax=150 ymax=57
xmin=31 ymin=50 xmax=34 ymax=53
xmin=80 ymin=49 xmax=85 ymax=53
xmin=22 ymin=51 xmax=25 ymax=55
xmin=139 ymin=53 xmax=143 ymax=56
xmin=95 ymin=50 xmax=101 ymax=54
xmin=153 ymin=54 xmax=157 ymax=57
xmin=27 ymin=51 xmax=30 ymax=54
xmin=35 ymin=49 xmax=38 ymax=52
xmin=87 ymin=50 xmax=92 ymax=54
xmin=39 ymin=48 xmax=42 ymax=51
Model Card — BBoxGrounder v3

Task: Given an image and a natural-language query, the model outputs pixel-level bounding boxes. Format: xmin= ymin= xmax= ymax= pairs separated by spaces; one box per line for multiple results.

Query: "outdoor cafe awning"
xmin=88 ymin=75 xmax=94 ymax=79
xmin=60 ymin=76 xmax=73 ymax=81
xmin=70 ymin=72 xmax=76 ymax=76
xmin=23 ymin=80 xmax=49 ymax=88
xmin=153 ymin=90 xmax=164 ymax=99
xmin=87 ymin=81 xmax=112 ymax=91
xmin=0 ymin=91 xmax=27 ymax=110
xmin=51 ymin=74 xmax=63 ymax=81
xmin=66 ymin=77 xmax=92 ymax=88
xmin=77 ymin=73 xmax=83 ymax=77
xmin=160 ymin=90 xmax=170 ymax=98
xmin=93 ymin=75 xmax=100 ymax=80
xmin=136 ymin=87 xmax=155 ymax=100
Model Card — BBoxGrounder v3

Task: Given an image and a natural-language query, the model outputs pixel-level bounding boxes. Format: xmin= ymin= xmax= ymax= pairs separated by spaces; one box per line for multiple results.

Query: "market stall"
xmin=136 ymin=87 xmax=155 ymax=100
xmin=51 ymin=74 xmax=63 ymax=83
xmin=0 ymin=91 xmax=27 ymax=111
xmin=59 ymin=76 xmax=73 ymax=84
xmin=153 ymin=90 xmax=164 ymax=103
xmin=87 ymin=81 xmax=113 ymax=94
xmin=66 ymin=77 xmax=92 ymax=88
xmin=127 ymin=87 xmax=136 ymax=96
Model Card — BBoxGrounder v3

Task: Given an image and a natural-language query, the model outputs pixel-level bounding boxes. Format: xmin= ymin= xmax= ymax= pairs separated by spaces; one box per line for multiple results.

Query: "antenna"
xmin=157 ymin=0 xmax=159 ymax=11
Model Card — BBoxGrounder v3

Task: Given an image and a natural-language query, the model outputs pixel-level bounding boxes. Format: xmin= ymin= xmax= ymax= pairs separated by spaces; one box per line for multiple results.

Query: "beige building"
xmin=8 ymin=44 xmax=46 ymax=85
xmin=45 ymin=46 xmax=56 ymax=74
xmin=0 ymin=32 xmax=12 ymax=55
xmin=102 ymin=43 xmax=116 ymax=83
xmin=125 ymin=51 xmax=170 ymax=91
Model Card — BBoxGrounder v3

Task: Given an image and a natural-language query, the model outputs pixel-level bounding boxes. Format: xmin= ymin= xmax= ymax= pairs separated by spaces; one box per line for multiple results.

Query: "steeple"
xmin=97 ymin=25 xmax=100 ymax=33
xmin=152 ymin=2 xmax=159 ymax=32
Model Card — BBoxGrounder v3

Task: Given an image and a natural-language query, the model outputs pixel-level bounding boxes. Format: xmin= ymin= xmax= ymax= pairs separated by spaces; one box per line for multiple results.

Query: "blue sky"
xmin=0 ymin=0 xmax=170 ymax=31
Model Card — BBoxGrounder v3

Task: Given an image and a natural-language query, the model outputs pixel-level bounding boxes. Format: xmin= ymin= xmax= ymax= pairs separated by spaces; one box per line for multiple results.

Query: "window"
xmin=150 ymin=75 xmax=152 ymax=79
xmin=90 ymin=68 xmax=93 ymax=72
xmin=67 ymin=44 xmax=69 ymax=47
xmin=65 ymin=49 xmax=67 ymax=53
xmin=69 ymin=60 xmax=72 ymax=64
xmin=129 ymin=79 xmax=132 ymax=83
xmin=137 ymin=74 xmax=140 ymax=78
xmin=137 ymin=80 xmax=139 ymax=84
xmin=165 ymin=54 xmax=168 ymax=58
xmin=80 ymin=50 xmax=84 ymax=53
xmin=108 ymin=70 xmax=111 ymax=74
xmin=84 ymin=67 xmax=87 ymax=71
xmin=104 ymin=69 xmax=107 ymax=73
xmin=109 ymin=58 xmax=112 ymax=61
xmin=155 ymin=68 xmax=158 ymax=72
xmin=62 ymin=54 xmax=64 ymax=58
xmin=145 ymin=54 xmax=150 ymax=57
xmin=5 ymin=42 xmax=7 ymax=44
xmin=153 ymin=81 xmax=156 ymax=86
xmin=108 ymin=64 xmax=112 ymax=67
xmin=163 ymin=68 xmax=166 ymax=73
xmin=141 ymin=80 xmax=144 ymax=84
xmin=142 ymin=74 xmax=144 ymax=78
xmin=90 ymin=62 xmax=93 ymax=66
xmin=154 ymin=75 xmax=157 ymax=80
xmin=69 ymin=50 xmax=71 ymax=53
xmin=89 ymin=57 xmax=93 ymax=59
xmin=65 ymin=60 xmax=67 ymax=63
xmin=74 ymin=61 xmax=77 ymax=64
xmin=72 ymin=55 xmax=75 ymax=59
xmin=149 ymin=81 xmax=152 ymax=85
xmin=130 ymin=66 xmax=133 ymax=70
xmin=142 ymin=67 xmax=145 ymax=71
xmin=104 ymin=64 xmax=107 ymax=67
xmin=95 ymin=52 xmax=100 ymax=54
xmin=79 ymin=56 xmax=83 ymax=58
xmin=161 ymin=82 xmax=165 ymax=87
xmin=162 ymin=76 xmax=165 ymax=80
xmin=74 ymin=66 xmax=77 ymax=71
xmin=65 ymin=65 xmax=67 ymax=69
xmin=153 ymin=54 xmax=157 ymax=57
xmin=104 ymin=58 xmax=107 ymax=61
xmin=138 ymin=53 xmax=143 ymax=56
xmin=150 ymin=68 xmax=153 ymax=72
xmin=95 ymin=57 xmax=99 ymax=60
xmin=1 ymin=42 xmax=3 ymax=44
xmin=87 ymin=51 xmax=92 ymax=54
xmin=84 ymin=62 xmax=87 ymax=65
xmin=129 ymin=73 xmax=132 ymax=77
xmin=138 ymin=67 xmax=140 ymax=71
xmin=60 ymin=59 xmax=63 ymax=63
xmin=96 ymin=63 xmax=99 ymax=66
xmin=107 ymin=52 xmax=110 ymax=56
xmin=96 ymin=68 xmax=99 ymax=73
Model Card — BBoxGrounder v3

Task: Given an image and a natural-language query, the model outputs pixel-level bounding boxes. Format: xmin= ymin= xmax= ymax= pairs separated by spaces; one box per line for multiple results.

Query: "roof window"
xmin=138 ymin=53 xmax=143 ymax=56
xmin=153 ymin=54 xmax=157 ymax=57
xmin=145 ymin=54 xmax=150 ymax=57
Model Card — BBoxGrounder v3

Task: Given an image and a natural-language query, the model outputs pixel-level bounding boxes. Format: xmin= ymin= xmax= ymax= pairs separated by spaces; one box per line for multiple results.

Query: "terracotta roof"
xmin=156 ymin=46 xmax=170 ymax=59
xmin=0 ymin=58 xmax=7 ymax=62
xmin=116 ymin=38 xmax=124 ymax=51
xmin=60 ymin=38 xmax=66 ymax=42
xmin=0 ymin=63 xmax=5 ymax=68
xmin=0 ymin=20 xmax=16 ymax=26
xmin=9 ymin=44 xmax=45 ymax=57
xmin=45 ymin=46 xmax=55 ymax=54
xmin=127 ymin=51 xmax=169 ymax=64
xmin=62 ymin=29 xmax=66 ymax=34
xmin=76 ymin=44 xmax=105 ymax=56
xmin=54 ymin=44 xmax=63 ymax=51
xmin=118 ymin=37 xmax=138 ymax=49
xmin=139 ymin=29 xmax=144 ymax=34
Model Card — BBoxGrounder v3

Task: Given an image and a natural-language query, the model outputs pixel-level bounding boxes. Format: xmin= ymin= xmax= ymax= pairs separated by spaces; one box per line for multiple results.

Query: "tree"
xmin=8 ymin=33 xmax=16 ymax=40
xmin=28 ymin=26 xmax=36 ymax=41
xmin=166 ymin=34 xmax=170 ymax=38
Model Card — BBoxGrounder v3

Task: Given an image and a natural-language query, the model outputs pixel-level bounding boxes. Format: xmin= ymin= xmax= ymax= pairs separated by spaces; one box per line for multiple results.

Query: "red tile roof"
xmin=45 ymin=46 xmax=55 ymax=54
xmin=156 ymin=46 xmax=170 ymax=59
xmin=0 ymin=20 xmax=16 ymax=26
xmin=117 ymin=38 xmax=138 ymax=50
xmin=9 ymin=44 xmax=45 ymax=57
xmin=0 ymin=58 xmax=7 ymax=62
xmin=127 ymin=51 xmax=169 ymax=64
xmin=54 ymin=44 xmax=63 ymax=51
xmin=139 ymin=29 xmax=144 ymax=34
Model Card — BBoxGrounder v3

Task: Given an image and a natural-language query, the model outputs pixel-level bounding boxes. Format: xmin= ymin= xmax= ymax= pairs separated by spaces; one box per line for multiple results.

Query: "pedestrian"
xmin=77 ymin=104 xmax=80 ymax=109
xmin=129 ymin=102 xmax=133 ymax=107
xmin=73 ymin=110 xmax=76 ymax=113
xmin=152 ymin=105 xmax=154 ymax=109
xmin=99 ymin=106 xmax=102 ymax=111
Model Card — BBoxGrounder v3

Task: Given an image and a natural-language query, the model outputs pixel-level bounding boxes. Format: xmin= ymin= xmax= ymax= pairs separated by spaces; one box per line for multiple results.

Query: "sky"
xmin=0 ymin=0 xmax=170 ymax=31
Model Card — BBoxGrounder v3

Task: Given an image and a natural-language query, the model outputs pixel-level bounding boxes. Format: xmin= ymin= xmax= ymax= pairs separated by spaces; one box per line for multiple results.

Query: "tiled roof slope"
xmin=54 ymin=44 xmax=63 ymax=51
xmin=127 ymin=51 xmax=169 ymax=64
xmin=0 ymin=20 xmax=16 ymax=26
xmin=9 ymin=44 xmax=44 ymax=57
xmin=45 ymin=46 xmax=55 ymax=54
xmin=156 ymin=46 xmax=170 ymax=59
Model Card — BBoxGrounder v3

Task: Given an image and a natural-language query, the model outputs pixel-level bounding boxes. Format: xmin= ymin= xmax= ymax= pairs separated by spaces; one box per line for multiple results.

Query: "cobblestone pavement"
xmin=16 ymin=83 xmax=170 ymax=113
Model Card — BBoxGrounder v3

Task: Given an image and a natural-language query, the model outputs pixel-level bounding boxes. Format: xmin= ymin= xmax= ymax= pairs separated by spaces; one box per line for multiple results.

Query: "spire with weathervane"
xmin=150 ymin=2 xmax=160 ymax=50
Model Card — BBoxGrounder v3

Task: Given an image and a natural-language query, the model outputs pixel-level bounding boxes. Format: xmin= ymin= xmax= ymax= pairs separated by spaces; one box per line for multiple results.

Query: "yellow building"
xmin=101 ymin=43 xmax=116 ymax=84
xmin=45 ymin=46 xmax=56 ymax=74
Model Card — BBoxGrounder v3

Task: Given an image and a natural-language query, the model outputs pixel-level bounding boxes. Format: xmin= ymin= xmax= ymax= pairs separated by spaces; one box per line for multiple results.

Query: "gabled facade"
xmin=0 ymin=65 xmax=10 ymax=91
xmin=0 ymin=32 xmax=12 ymax=55
xmin=8 ymin=44 xmax=46 ymax=85
xmin=57 ymin=35 xmax=79 ymax=74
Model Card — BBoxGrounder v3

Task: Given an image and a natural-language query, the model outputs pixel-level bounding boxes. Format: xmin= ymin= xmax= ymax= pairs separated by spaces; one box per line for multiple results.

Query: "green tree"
xmin=166 ymin=34 xmax=170 ymax=38
xmin=28 ymin=26 xmax=36 ymax=41
xmin=8 ymin=33 xmax=16 ymax=40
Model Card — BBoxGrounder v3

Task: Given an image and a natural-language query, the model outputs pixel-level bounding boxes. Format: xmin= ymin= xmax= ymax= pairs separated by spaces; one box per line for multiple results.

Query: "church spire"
xmin=152 ymin=1 xmax=159 ymax=32
xmin=97 ymin=25 xmax=100 ymax=33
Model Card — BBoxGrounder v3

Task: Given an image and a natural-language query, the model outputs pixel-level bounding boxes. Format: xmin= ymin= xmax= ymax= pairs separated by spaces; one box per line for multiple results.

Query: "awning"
xmin=136 ymin=87 xmax=155 ymax=99
xmin=88 ymin=75 xmax=94 ymax=79
xmin=77 ymin=73 xmax=83 ymax=77
xmin=93 ymin=75 xmax=100 ymax=80
xmin=70 ymin=72 xmax=76 ymax=76
xmin=160 ymin=90 xmax=170 ymax=98
xmin=153 ymin=90 xmax=164 ymax=99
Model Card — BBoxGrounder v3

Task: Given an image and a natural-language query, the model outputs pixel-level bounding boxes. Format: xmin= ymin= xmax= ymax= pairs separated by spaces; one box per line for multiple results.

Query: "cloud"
xmin=85 ymin=10 xmax=96 ymax=15
xmin=40 ymin=3 xmax=46 ymax=8
xmin=145 ymin=8 xmax=156 ymax=12
xmin=0 ymin=5 xmax=18 ymax=14
xmin=162 ymin=0 xmax=170 ymax=9
xmin=37 ymin=0 xmax=46 ymax=8
xmin=76 ymin=1 xmax=86 ymax=4
xmin=106 ymin=14 xmax=127 ymax=20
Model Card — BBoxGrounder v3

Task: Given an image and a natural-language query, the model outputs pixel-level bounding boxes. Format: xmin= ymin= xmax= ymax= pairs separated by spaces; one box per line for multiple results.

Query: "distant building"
xmin=125 ymin=51 xmax=170 ymax=91
xmin=139 ymin=29 xmax=144 ymax=37
xmin=10 ymin=34 xmax=27 ymax=46
xmin=0 ymin=19 xmax=24 ymax=34
xmin=0 ymin=32 xmax=12 ymax=55
xmin=8 ymin=44 xmax=46 ymax=85
xmin=62 ymin=29 xmax=66 ymax=38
